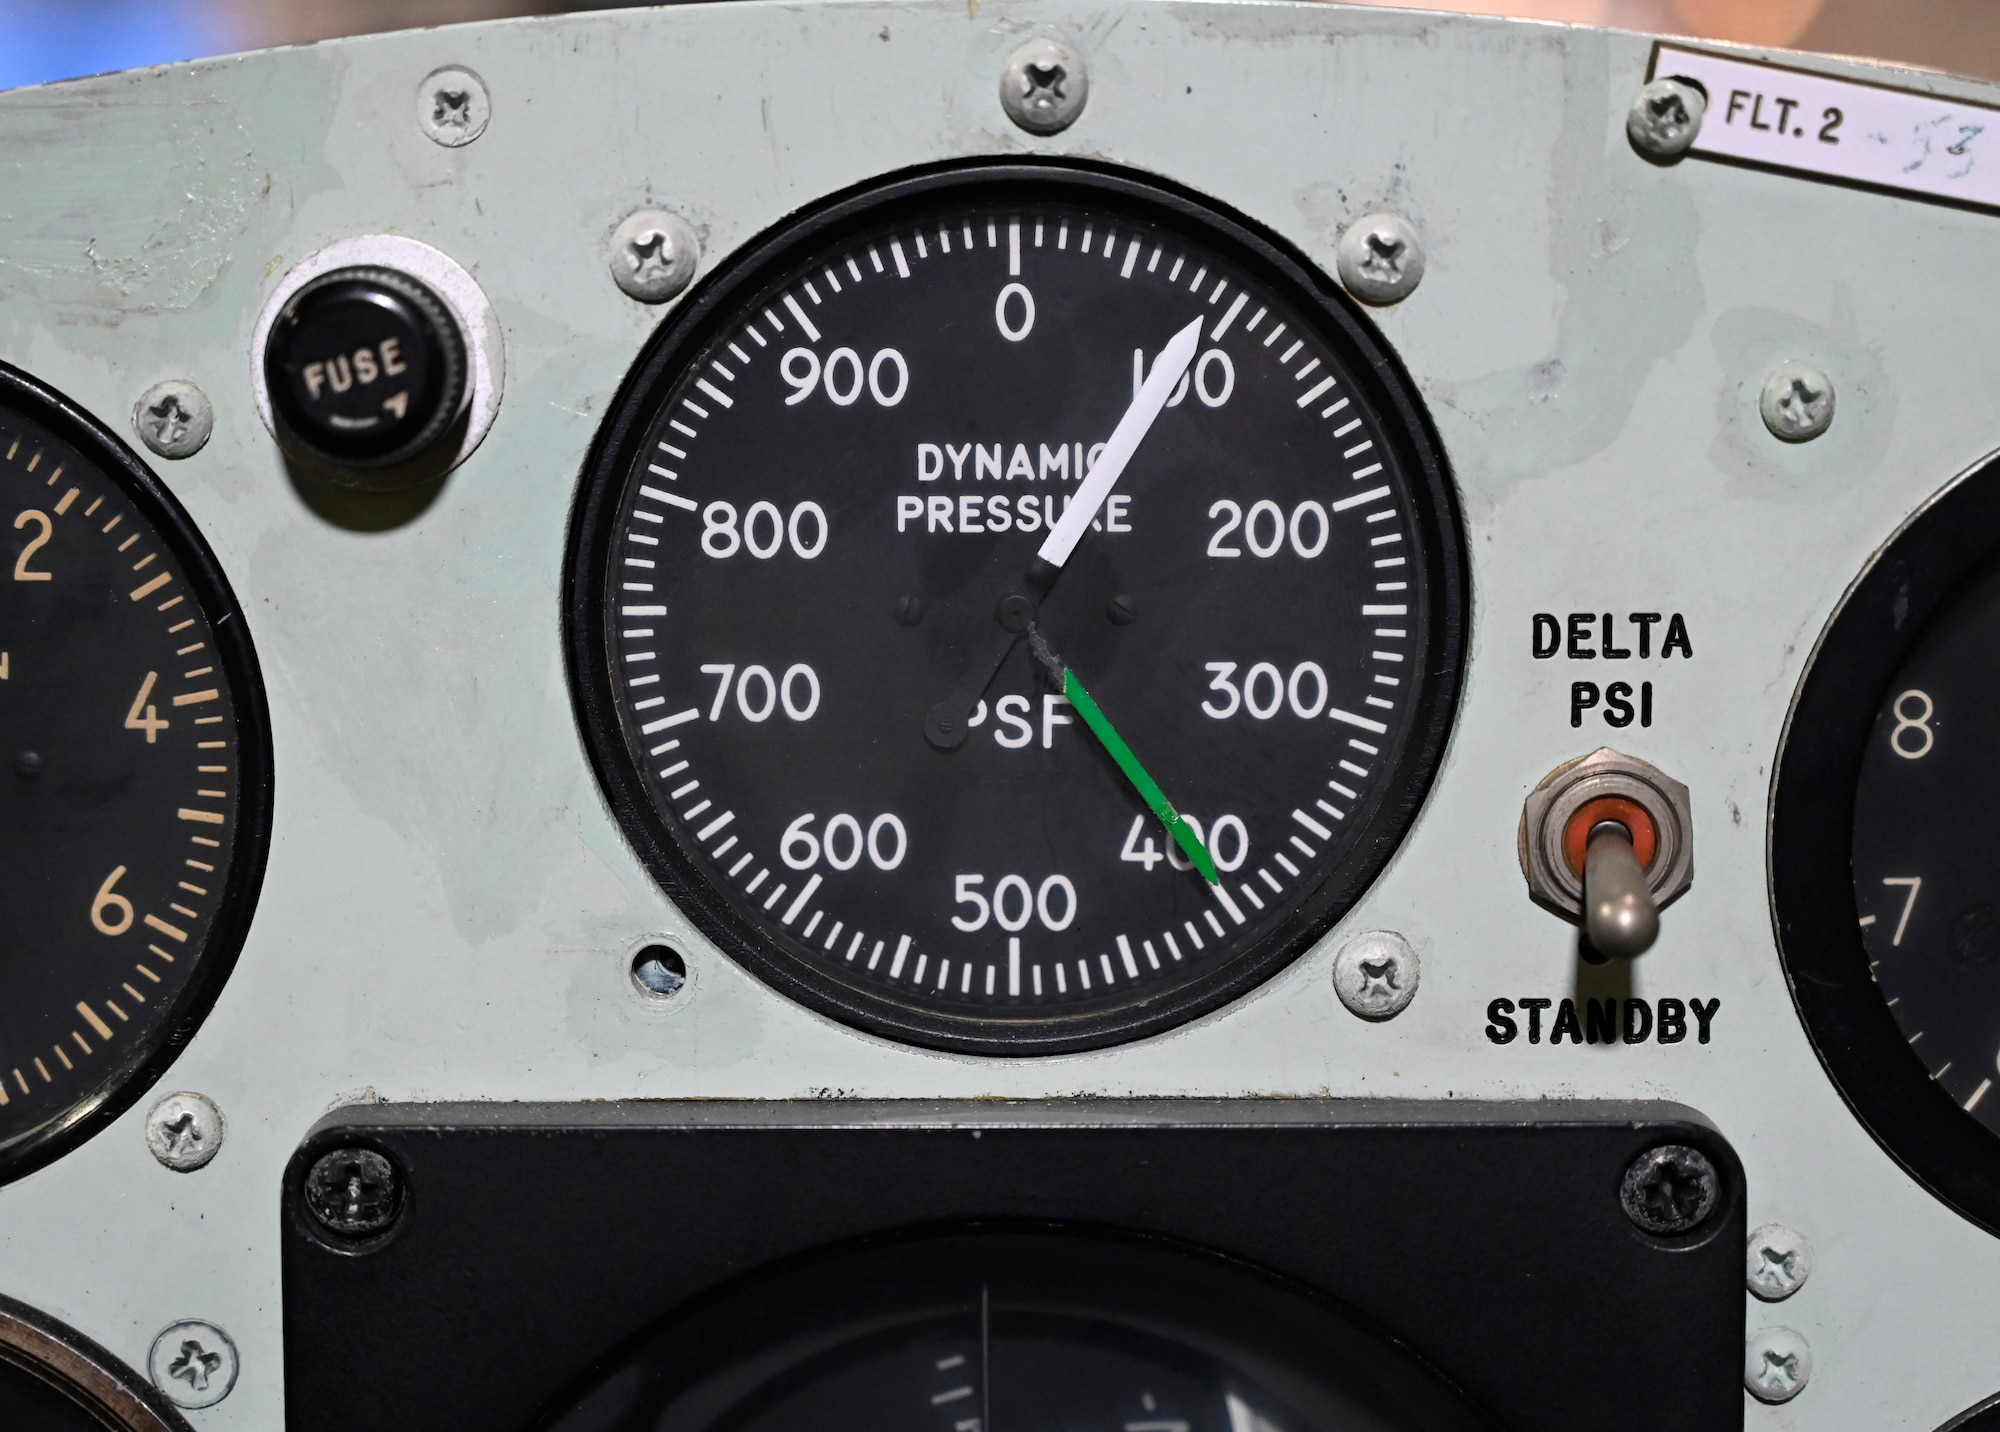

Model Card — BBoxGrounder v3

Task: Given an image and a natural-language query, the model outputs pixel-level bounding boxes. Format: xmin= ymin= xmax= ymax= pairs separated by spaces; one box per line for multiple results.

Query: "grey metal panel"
xmin=0 ymin=3 xmax=1989 ymax=1425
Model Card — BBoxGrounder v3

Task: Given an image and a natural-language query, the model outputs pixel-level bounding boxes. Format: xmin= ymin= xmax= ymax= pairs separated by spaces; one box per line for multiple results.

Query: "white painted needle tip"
xmin=1036 ymin=317 xmax=1205 ymax=569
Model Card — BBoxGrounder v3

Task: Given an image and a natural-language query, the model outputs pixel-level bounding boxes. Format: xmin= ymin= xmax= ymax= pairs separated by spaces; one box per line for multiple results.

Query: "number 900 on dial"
xmin=567 ymin=161 xmax=1467 ymax=1054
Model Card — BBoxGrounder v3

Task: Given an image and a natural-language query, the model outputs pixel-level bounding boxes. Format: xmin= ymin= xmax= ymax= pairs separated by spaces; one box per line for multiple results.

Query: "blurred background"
xmin=0 ymin=0 xmax=1996 ymax=91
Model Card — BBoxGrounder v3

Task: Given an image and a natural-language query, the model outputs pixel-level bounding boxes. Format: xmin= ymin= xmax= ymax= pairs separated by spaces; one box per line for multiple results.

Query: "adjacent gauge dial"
xmin=0 ymin=363 xmax=270 ymax=1185
xmin=1774 ymin=454 xmax=2000 ymax=1236
xmin=540 ymin=1232 xmax=1490 ymax=1431
xmin=570 ymin=162 xmax=1464 ymax=1054
xmin=0 ymin=1293 xmax=192 ymax=1431
xmin=1852 ymin=561 xmax=2000 ymax=1132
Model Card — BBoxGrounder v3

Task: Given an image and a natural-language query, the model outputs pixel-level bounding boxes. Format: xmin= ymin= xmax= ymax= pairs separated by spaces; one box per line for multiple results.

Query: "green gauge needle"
xmin=1061 ymin=666 xmax=1219 ymax=885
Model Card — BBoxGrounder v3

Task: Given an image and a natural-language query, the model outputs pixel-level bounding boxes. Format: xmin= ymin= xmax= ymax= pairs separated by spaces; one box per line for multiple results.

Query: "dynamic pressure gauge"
xmin=0 ymin=363 xmax=270 ymax=1185
xmin=570 ymin=162 xmax=1465 ymax=1054
xmin=1774 ymin=453 xmax=2000 ymax=1237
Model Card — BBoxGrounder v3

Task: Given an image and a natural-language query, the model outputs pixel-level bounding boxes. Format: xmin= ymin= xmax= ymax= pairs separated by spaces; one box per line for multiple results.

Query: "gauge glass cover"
xmin=569 ymin=162 xmax=1464 ymax=1054
xmin=538 ymin=1231 xmax=1491 ymax=1432
xmin=0 ymin=363 xmax=270 ymax=1185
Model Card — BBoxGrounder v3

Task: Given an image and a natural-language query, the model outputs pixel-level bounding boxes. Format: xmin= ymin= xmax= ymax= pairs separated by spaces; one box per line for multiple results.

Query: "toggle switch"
xmin=1583 ymin=818 xmax=1658 ymax=957
xmin=1520 ymin=748 xmax=1693 ymax=957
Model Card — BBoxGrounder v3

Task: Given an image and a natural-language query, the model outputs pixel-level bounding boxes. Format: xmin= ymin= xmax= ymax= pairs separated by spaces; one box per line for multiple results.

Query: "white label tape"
xmin=1653 ymin=43 xmax=2000 ymax=212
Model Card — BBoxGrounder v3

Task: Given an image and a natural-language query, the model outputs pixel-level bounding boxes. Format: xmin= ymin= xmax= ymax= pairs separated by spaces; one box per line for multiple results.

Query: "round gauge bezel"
xmin=565 ymin=158 xmax=1467 ymax=1057
xmin=0 ymin=360 xmax=274 ymax=1188
xmin=1940 ymin=1392 xmax=2000 ymax=1432
xmin=0 ymin=1292 xmax=193 ymax=1431
xmin=1771 ymin=450 xmax=2000 ymax=1237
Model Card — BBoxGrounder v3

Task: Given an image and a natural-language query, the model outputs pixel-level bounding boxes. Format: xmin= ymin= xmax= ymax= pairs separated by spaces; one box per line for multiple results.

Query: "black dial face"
xmin=1774 ymin=456 xmax=2000 ymax=1236
xmin=570 ymin=162 xmax=1464 ymax=1054
xmin=540 ymin=1232 xmax=1490 ymax=1431
xmin=1852 ymin=559 xmax=2000 ymax=1133
xmin=0 ymin=363 xmax=270 ymax=1185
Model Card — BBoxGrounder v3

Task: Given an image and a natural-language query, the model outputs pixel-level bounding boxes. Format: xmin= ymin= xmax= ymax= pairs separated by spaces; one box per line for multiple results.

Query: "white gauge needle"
xmin=1035 ymin=316 xmax=1203 ymax=569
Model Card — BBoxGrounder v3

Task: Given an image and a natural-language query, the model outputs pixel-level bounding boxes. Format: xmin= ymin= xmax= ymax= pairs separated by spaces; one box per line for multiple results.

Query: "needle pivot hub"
xmin=924 ymin=701 xmax=969 ymax=751
xmin=994 ymin=594 xmax=1036 ymax=632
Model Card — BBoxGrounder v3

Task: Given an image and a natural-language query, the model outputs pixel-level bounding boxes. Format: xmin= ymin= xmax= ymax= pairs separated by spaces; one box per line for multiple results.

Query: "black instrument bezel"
xmin=1771 ymin=451 xmax=2000 ymax=1236
xmin=279 ymin=1100 xmax=1744 ymax=1430
xmin=0 ymin=361 xmax=274 ymax=1188
xmin=564 ymin=157 xmax=1468 ymax=1056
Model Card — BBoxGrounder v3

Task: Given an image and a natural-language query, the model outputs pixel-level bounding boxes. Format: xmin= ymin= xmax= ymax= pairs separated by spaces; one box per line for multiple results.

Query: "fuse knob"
xmin=264 ymin=266 xmax=468 ymax=469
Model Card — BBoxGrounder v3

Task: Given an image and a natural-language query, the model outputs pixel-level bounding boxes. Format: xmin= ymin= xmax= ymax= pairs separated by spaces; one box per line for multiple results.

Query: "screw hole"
xmin=631 ymin=944 xmax=688 ymax=998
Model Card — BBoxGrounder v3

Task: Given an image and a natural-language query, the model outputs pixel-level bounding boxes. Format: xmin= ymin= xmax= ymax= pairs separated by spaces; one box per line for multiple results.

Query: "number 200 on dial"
xmin=569 ymin=163 xmax=1466 ymax=1054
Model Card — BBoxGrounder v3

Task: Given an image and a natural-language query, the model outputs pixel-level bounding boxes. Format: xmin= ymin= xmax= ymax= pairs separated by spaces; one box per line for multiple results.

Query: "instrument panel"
xmin=0 ymin=2 xmax=1998 ymax=1427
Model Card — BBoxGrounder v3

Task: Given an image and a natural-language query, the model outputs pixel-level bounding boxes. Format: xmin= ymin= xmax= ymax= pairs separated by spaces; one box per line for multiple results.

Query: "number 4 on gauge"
xmin=125 ymin=671 xmax=167 ymax=742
